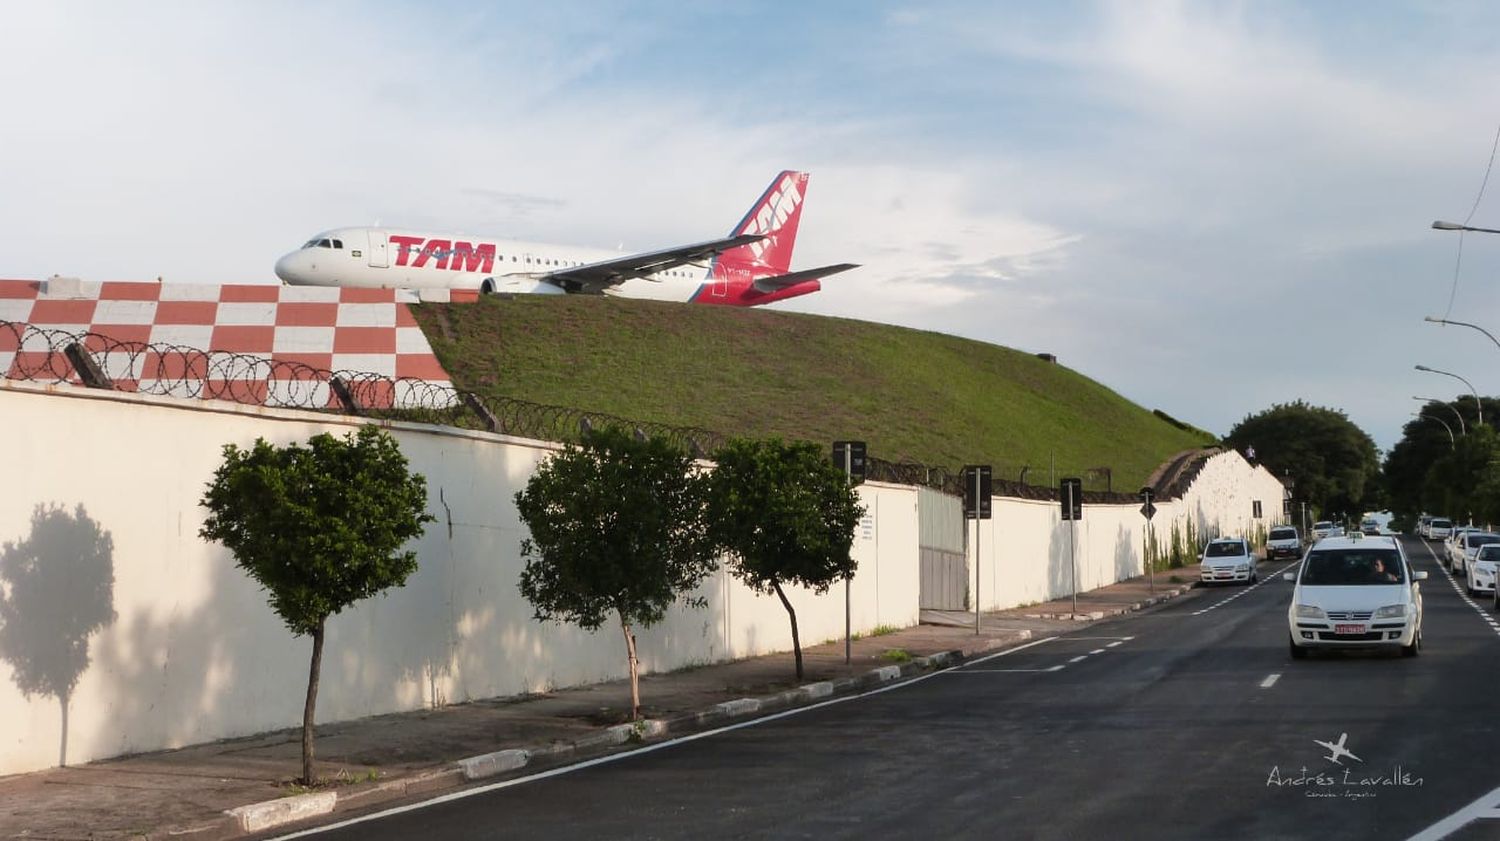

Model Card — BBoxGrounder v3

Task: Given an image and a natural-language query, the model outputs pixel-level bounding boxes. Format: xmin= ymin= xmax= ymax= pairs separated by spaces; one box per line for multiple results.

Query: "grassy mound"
xmin=411 ymin=296 xmax=1214 ymax=490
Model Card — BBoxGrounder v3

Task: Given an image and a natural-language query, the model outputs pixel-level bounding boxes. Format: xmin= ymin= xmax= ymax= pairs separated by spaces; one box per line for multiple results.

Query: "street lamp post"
xmin=1433 ymin=220 xmax=1500 ymax=235
xmin=1412 ymin=411 xmax=1456 ymax=450
xmin=1412 ymin=396 xmax=1467 ymax=434
xmin=1415 ymin=364 xmax=1483 ymax=426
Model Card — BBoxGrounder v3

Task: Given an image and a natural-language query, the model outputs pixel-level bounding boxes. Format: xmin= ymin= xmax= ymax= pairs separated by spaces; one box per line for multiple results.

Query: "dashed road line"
xmin=943 ymin=635 xmax=1135 ymax=676
xmin=1259 ymin=673 xmax=1280 ymax=689
xmin=1191 ymin=561 xmax=1300 ymax=616
xmin=1416 ymin=539 xmax=1500 ymax=640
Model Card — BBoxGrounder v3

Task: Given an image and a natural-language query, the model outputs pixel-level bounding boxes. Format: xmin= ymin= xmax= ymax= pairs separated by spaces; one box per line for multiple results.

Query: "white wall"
xmin=0 ymin=383 xmax=1278 ymax=776
xmin=968 ymin=451 xmax=1287 ymax=610
xmin=0 ymin=382 xmax=917 ymax=775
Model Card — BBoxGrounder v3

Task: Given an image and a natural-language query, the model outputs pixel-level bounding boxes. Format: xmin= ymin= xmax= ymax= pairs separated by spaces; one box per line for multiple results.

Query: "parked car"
xmin=1452 ymin=531 xmax=1500 ymax=578
xmin=1471 ymin=544 xmax=1500 ymax=599
xmin=1418 ymin=515 xmax=1434 ymax=538
xmin=1266 ymin=525 xmax=1303 ymax=560
xmin=1200 ymin=537 xmax=1258 ymax=584
xmin=1443 ymin=526 xmax=1481 ymax=570
xmin=1428 ymin=517 xmax=1454 ymax=540
xmin=1285 ymin=533 xmax=1426 ymax=658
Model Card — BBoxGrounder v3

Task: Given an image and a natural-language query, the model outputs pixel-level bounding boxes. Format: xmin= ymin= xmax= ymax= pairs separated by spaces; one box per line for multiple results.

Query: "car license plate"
xmin=1334 ymin=624 xmax=1365 ymax=635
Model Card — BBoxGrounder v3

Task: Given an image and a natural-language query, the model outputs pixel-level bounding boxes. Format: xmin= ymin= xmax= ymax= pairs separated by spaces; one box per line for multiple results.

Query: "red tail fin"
xmin=718 ymin=171 xmax=809 ymax=275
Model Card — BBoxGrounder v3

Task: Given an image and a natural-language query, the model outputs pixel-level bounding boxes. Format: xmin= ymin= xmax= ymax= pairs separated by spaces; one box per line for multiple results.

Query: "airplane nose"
xmin=274 ymin=252 xmax=300 ymax=284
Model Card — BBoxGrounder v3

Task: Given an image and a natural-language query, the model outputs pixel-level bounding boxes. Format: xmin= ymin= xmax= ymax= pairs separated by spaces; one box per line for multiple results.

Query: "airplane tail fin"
xmin=718 ymin=171 xmax=810 ymax=275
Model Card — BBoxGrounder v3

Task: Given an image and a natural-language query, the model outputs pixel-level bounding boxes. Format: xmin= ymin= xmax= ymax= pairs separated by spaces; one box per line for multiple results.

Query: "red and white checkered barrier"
xmin=0 ymin=278 xmax=457 ymax=409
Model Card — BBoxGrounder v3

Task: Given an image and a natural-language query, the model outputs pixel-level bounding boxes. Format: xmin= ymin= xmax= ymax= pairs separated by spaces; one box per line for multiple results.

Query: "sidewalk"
xmin=0 ymin=570 xmax=1204 ymax=840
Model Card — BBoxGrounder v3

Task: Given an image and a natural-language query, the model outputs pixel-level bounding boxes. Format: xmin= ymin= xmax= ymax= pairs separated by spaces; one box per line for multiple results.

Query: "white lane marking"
xmin=270 ymin=636 xmax=1065 ymax=839
xmin=1106 ymin=641 xmax=1124 ymax=648
xmin=1068 ymin=655 xmax=1088 ymax=663
xmin=1259 ymin=673 xmax=1281 ymax=689
xmin=1406 ymin=783 xmax=1500 ymax=840
xmin=1191 ymin=561 xmax=1299 ymax=616
xmin=1089 ymin=648 xmax=1106 ymax=654
xmin=959 ymin=665 xmax=1067 ymax=673
xmin=1415 ymin=538 xmax=1500 ymax=640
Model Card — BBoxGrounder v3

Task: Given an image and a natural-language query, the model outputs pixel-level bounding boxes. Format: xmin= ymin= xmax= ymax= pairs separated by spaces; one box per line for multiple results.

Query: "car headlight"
xmin=1236 ymin=563 xmax=1250 ymax=571
xmin=1373 ymin=604 xmax=1407 ymax=619
xmin=1295 ymin=604 xmax=1326 ymax=619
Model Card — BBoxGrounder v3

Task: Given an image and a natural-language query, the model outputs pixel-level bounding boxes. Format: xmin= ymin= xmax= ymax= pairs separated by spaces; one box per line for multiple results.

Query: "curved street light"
xmin=1412 ymin=411 xmax=1456 ymax=450
xmin=1412 ymin=396 xmax=1467 ymax=434
xmin=1415 ymin=364 xmax=1483 ymax=426
xmin=1433 ymin=220 xmax=1500 ymax=235
xmin=1424 ymin=315 xmax=1500 ymax=357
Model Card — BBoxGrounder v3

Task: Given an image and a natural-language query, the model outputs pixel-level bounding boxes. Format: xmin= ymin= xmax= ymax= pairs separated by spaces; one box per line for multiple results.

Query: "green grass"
xmin=411 ymin=296 xmax=1214 ymax=489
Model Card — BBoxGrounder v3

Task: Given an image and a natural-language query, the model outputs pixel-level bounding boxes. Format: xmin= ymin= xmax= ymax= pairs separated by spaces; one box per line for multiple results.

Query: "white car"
xmin=1200 ymin=537 xmax=1258 ymax=584
xmin=1266 ymin=526 xmax=1303 ymax=560
xmin=1428 ymin=517 xmax=1453 ymax=540
xmin=1312 ymin=521 xmax=1337 ymax=541
xmin=1451 ymin=531 xmax=1500 ymax=577
xmin=1473 ymin=544 xmax=1500 ymax=599
xmin=1285 ymin=534 xmax=1426 ymax=658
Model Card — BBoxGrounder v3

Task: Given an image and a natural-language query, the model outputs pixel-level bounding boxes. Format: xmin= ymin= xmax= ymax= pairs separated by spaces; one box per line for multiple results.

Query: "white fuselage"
xmin=274 ymin=227 xmax=718 ymax=302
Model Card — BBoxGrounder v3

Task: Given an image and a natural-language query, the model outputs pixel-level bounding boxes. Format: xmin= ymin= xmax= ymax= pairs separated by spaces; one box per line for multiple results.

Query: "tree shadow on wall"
xmin=0 ymin=504 xmax=116 ymax=767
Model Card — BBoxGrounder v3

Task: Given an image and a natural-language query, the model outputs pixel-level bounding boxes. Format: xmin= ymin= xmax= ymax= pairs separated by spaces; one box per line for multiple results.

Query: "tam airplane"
xmin=273 ymin=171 xmax=855 ymax=306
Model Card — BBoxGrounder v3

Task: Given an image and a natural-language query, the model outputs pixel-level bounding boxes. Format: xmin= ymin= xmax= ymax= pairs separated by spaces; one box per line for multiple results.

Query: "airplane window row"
xmin=302 ymin=238 xmax=344 ymax=249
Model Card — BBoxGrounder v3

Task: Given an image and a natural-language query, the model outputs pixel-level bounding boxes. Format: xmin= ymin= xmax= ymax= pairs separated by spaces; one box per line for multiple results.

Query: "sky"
xmin=4 ymin=0 xmax=1500 ymax=453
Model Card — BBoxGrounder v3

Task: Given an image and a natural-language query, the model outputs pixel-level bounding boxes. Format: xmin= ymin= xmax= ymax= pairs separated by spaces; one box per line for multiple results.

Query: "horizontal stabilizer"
xmin=752 ymin=263 xmax=858 ymax=293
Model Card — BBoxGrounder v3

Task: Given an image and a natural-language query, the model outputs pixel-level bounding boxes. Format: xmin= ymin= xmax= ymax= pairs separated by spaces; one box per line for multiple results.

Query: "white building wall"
xmin=0 ymin=383 xmax=1277 ymax=776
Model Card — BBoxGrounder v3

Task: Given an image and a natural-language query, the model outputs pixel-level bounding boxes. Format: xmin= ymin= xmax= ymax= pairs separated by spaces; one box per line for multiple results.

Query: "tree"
xmin=1223 ymin=401 xmax=1380 ymax=518
xmin=199 ymin=425 xmax=432 ymax=785
xmin=515 ymin=426 xmax=717 ymax=720
xmin=1424 ymin=425 xmax=1500 ymax=526
xmin=703 ymin=438 xmax=866 ymax=680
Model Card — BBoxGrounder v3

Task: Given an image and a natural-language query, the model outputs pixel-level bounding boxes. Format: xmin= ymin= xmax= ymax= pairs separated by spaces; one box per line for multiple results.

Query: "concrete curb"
xmin=174 ymin=628 xmax=1037 ymax=839
xmin=225 ymin=791 xmax=337 ymax=834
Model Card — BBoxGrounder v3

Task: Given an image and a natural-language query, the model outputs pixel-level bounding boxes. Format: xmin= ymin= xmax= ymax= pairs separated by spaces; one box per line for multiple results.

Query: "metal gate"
xmin=918 ymin=486 xmax=967 ymax=610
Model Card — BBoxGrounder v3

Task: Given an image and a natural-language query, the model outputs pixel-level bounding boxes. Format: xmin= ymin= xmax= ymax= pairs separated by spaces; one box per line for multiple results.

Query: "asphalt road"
xmin=278 ymin=536 xmax=1500 ymax=841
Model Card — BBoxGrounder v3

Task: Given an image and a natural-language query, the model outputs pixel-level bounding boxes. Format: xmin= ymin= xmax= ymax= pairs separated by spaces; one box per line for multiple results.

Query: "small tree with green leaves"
xmin=703 ymin=438 xmax=866 ymax=679
xmin=515 ymin=426 xmax=717 ymax=720
xmin=199 ymin=425 xmax=432 ymax=785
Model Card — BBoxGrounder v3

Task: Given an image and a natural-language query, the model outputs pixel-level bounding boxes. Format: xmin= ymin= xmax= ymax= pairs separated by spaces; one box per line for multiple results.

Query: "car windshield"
xmin=1270 ymin=528 xmax=1296 ymax=540
xmin=1433 ymin=519 xmax=1452 ymax=528
xmin=1205 ymin=542 xmax=1245 ymax=558
xmin=1301 ymin=549 xmax=1405 ymax=585
xmin=1314 ymin=521 xmax=1333 ymax=530
xmin=1468 ymin=534 xmax=1500 ymax=548
xmin=1478 ymin=545 xmax=1500 ymax=560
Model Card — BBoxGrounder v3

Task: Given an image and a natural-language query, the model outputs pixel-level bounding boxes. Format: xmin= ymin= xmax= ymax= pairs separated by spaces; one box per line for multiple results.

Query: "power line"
xmin=1443 ymin=120 xmax=1500 ymax=319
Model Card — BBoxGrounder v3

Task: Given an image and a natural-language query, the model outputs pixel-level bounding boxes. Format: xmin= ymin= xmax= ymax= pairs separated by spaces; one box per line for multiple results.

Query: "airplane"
xmin=273 ymin=170 xmax=856 ymax=306
xmin=1313 ymin=733 xmax=1362 ymax=765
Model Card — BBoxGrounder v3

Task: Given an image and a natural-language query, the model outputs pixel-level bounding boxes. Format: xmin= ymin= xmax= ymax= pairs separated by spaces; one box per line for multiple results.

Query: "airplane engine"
xmin=479 ymin=276 xmax=566 ymax=295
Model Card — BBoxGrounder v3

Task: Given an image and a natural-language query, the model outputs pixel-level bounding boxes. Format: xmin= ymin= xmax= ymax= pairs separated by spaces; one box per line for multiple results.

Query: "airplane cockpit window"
xmin=332 ymin=239 xmax=343 ymax=249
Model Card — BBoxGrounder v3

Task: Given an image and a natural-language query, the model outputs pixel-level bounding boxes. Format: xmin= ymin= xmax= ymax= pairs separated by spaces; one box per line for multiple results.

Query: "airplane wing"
xmin=533 ymin=234 xmax=766 ymax=294
xmin=751 ymin=263 xmax=859 ymax=293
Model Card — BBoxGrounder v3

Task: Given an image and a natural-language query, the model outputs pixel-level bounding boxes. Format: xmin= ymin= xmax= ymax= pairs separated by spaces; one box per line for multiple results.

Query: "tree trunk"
xmin=620 ymin=615 xmax=641 ymax=720
xmin=301 ymin=619 xmax=326 ymax=785
xmin=771 ymin=580 xmax=803 ymax=679
xmin=58 ymin=693 xmax=69 ymax=768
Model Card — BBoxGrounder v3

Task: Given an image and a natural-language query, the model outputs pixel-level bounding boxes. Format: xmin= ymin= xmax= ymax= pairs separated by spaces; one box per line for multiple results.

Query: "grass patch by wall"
xmin=411 ymin=296 xmax=1214 ymax=489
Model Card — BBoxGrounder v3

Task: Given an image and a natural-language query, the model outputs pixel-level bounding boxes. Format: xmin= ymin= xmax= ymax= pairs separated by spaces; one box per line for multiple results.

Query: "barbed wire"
xmin=1 ymin=318 xmax=1143 ymax=500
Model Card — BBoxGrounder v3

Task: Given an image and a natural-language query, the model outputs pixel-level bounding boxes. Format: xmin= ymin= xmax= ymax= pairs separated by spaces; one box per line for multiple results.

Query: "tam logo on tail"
xmin=724 ymin=170 xmax=808 ymax=274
